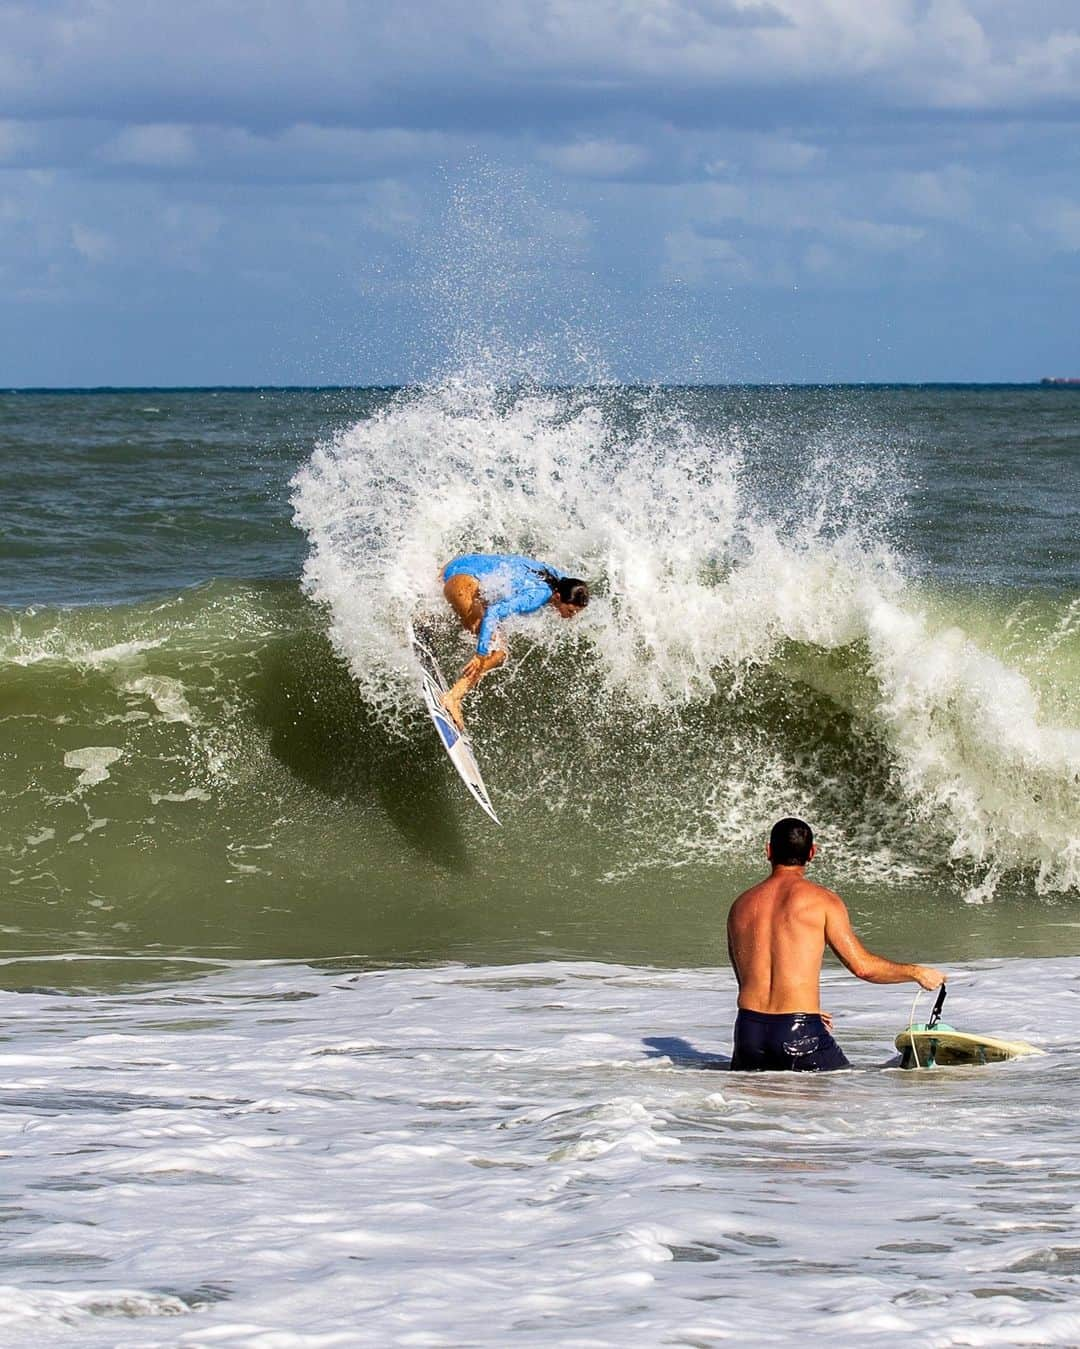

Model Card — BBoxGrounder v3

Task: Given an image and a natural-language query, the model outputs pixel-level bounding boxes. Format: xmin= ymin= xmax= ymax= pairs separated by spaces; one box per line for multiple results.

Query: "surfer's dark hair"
xmin=537 ymin=568 xmax=589 ymax=608
xmin=556 ymin=577 xmax=589 ymax=608
xmin=770 ymin=817 xmax=813 ymax=866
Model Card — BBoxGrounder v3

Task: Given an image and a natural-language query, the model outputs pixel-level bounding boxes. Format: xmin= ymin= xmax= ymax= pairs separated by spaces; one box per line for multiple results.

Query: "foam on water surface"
xmin=62 ymin=746 xmax=123 ymax=787
xmin=1 ymin=956 xmax=1077 ymax=1346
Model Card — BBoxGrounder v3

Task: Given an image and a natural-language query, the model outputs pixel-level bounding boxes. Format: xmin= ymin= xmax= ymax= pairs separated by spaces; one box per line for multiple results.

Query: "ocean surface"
xmin=2 ymin=382 xmax=1079 ymax=1344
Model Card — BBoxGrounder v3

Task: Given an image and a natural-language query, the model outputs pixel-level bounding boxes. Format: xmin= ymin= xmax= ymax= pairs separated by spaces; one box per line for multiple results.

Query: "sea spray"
xmin=291 ymin=379 xmax=1080 ymax=897
xmin=290 ymin=380 xmax=897 ymax=704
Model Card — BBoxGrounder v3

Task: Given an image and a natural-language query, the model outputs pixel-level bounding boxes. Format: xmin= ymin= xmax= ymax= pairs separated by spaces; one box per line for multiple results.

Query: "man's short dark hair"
xmin=556 ymin=577 xmax=589 ymax=608
xmin=770 ymin=817 xmax=813 ymax=865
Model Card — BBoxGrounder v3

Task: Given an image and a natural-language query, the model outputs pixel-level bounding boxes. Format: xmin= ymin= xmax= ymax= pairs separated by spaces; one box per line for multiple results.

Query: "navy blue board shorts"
xmin=731 ymin=1009 xmax=850 ymax=1072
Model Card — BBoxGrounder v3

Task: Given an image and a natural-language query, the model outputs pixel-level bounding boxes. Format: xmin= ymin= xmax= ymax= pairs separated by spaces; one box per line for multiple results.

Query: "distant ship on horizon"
xmin=1041 ymin=376 xmax=1080 ymax=386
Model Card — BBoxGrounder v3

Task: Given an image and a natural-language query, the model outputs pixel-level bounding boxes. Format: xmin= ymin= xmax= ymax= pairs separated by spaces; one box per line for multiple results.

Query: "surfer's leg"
xmin=442 ymin=649 xmax=506 ymax=730
xmin=441 ymin=574 xmax=501 ymax=729
xmin=443 ymin=575 xmax=484 ymax=634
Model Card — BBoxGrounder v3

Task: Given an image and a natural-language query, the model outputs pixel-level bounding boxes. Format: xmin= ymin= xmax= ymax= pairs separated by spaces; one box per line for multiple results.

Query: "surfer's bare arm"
xmin=463 ymin=650 xmax=506 ymax=681
xmin=824 ymin=894 xmax=946 ymax=990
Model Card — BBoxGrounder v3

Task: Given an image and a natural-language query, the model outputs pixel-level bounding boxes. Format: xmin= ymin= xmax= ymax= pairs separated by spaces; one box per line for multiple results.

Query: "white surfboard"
xmin=408 ymin=624 xmax=500 ymax=825
xmin=894 ymin=1024 xmax=1045 ymax=1069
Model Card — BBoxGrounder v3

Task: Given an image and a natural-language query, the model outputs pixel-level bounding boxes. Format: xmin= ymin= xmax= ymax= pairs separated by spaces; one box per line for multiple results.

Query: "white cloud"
xmin=830 ymin=217 xmax=925 ymax=254
xmin=663 ymin=226 xmax=753 ymax=284
xmin=887 ymin=167 xmax=975 ymax=222
xmin=750 ymin=134 xmax=822 ymax=174
xmin=0 ymin=118 xmax=34 ymax=160
xmin=158 ymin=202 xmax=222 ymax=268
xmin=1041 ymin=200 xmax=1080 ymax=252
xmin=802 ymin=240 xmax=835 ymax=275
xmin=539 ymin=137 xmax=648 ymax=178
xmin=1006 ymin=27 xmax=1080 ymax=101
xmin=70 ymin=222 xmax=111 ymax=262
xmin=1 ymin=0 xmax=1078 ymax=384
xmin=355 ymin=180 xmax=424 ymax=237
xmin=102 ymin=123 xmax=195 ymax=167
xmin=229 ymin=124 xmax=453 ymax=171
xmin=76 ymin=121 xmax=460 ymax=183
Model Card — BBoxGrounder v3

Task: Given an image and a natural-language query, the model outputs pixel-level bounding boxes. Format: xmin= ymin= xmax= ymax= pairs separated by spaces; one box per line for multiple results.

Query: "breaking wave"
xmin=290 ymin=379 xmax=1080 ymax=899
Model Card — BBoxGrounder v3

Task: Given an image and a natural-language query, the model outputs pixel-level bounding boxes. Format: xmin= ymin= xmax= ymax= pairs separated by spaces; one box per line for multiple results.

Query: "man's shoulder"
xmin=785 ymin=873 xmax=839 ymax=898
xmin=795 ymin=874 xmax=840 ymax=898
xmin=729 ymin=876 xmax=844 ymax=919
xmin=728 ymin=880 xmax=767 ymax=911
xmin=789 ymin=878 xmax=846 ymax=922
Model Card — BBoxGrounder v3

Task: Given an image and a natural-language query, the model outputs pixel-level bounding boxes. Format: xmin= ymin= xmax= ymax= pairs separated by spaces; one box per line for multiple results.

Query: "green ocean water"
xmin=2 ymin=384 xmax=1078 ymax=988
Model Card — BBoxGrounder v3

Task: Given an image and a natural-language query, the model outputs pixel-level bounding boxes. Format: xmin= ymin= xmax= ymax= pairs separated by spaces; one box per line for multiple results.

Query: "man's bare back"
xmin=726 ymin=819 xmax=946 ymax=1072
xmin=728 ymin=867 xmax=836 ymax=1014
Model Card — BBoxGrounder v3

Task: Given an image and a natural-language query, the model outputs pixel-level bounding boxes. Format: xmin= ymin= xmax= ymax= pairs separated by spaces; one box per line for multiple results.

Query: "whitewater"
xmin=2 ymin=956 xmax=1078 ymax=1347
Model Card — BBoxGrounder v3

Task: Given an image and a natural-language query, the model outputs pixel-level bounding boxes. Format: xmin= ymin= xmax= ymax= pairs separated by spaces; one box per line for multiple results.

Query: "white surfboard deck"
xmin=894 ymin=1023 xmax=1044 ymax=1069
xmin=408 ymin=623 xmax=500 ymax=826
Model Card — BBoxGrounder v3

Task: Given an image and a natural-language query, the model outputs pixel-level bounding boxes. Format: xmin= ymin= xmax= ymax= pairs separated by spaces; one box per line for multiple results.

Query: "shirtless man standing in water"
xmin=727 ymin=818 xmax=947 ymax=1071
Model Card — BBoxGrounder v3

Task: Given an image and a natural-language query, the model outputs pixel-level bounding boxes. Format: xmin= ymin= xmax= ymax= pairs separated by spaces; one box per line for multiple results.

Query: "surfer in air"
xmin=438 ymin=552 xmax=589 ymax=730
xmin=726 ymin=817 xmax=947 ymax=1072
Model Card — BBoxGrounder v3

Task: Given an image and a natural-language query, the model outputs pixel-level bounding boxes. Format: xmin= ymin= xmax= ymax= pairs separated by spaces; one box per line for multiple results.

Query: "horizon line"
xmin=3 ymin=380 xmax=1076 ymax=395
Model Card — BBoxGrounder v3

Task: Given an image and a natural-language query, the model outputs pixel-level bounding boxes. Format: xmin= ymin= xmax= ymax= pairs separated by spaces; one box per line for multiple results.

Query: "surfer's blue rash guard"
xmin=443 ymin=553 xmax=566 ymax=656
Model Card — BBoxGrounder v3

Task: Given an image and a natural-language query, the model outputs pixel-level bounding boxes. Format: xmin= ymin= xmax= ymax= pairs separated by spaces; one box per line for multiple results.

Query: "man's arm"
xmin=726 ymin=916 xmax=741 ymax=990
xmin=824 ymin=893 xmax=946 ymax=990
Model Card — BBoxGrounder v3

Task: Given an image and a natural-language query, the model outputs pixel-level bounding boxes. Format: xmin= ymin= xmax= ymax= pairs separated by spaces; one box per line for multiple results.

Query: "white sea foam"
xmin=0 ymin=956 xmax=1076 ymax=1346
xmin=123 ymin=675 xmax=196 ymax=724
xmin=149 ymin=787 xmax=212 ymax=805
xmin=291 ymin=381 xmax=1080 ymax=894
xmin=0 ymin=613 xmax=167 ymax=668
xmin=62 ymin=746 xmax=123 ymax=787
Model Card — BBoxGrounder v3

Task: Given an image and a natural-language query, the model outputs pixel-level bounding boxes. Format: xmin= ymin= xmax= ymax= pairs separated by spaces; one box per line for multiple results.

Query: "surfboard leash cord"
xmin=907 ymin=986 xmax=924 ymax=1069
xmin=905 ymin=982 xmax=947 ymax=1069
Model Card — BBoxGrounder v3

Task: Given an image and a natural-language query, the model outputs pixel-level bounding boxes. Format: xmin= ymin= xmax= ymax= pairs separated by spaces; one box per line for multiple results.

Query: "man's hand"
xmin=913 ymin=966 xmax=947 ymax=991
xmin=820 ymin=1011 xmax=834 ymax=1032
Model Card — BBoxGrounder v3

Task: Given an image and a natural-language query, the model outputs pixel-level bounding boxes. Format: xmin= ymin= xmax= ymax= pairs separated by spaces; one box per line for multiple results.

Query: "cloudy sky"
xmin=3 ymin=0 xmax=1079 ymax=384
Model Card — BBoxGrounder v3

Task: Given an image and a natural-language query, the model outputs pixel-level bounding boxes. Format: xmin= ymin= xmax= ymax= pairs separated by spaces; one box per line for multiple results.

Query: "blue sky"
xmin=2 ymin=0 xmax=1079 ymax=384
